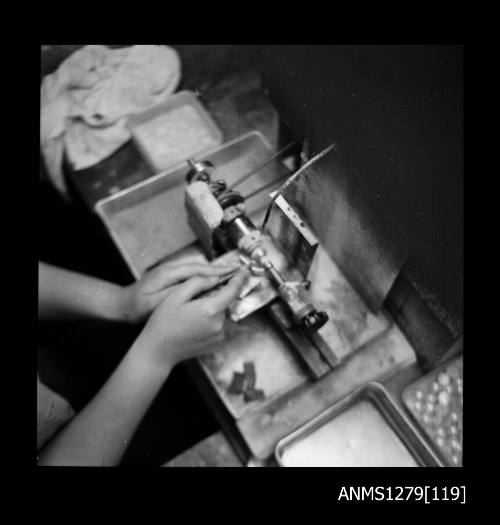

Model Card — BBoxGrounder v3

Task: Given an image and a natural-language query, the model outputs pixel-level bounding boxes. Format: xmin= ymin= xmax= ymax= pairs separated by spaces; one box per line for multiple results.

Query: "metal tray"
xmin=403 ymin=355 xmax=463 ymax=467
xmin=275 ymin=381 xmax=443 ymax=467
xmin=95 ymin=131 xmax=290 ymax=278
xmin=128 ymin=90 xmax=223 ymax=174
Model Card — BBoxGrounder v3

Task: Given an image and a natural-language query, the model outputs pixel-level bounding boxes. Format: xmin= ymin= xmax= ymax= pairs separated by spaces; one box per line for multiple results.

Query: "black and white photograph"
xmin=37 ymin=45 xmax=463 ymax=481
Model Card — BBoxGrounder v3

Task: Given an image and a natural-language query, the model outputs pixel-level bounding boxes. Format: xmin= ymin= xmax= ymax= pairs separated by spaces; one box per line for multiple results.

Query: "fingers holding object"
xmin=195 ymin=268 xmax=250 ymax=314
xmin=171 ymin=275 xmax=222 ymax=304
xmin=147 ymin=261 xmax=239 ymax=290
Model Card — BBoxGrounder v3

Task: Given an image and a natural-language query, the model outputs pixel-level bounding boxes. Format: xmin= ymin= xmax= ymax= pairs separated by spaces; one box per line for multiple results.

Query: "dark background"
xmin=262 ymin=45 xmax=463 ymax=311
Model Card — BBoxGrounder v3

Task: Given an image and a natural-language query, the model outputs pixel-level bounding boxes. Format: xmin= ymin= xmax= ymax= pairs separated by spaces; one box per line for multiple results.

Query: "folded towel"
xmin=41 ymin=45 xmax=181 ymax=197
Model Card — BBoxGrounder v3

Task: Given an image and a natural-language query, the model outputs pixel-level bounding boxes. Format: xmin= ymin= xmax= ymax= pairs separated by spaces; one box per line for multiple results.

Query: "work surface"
xmin=64 ymin=54 xmax=419 ymax=465
xmin=171 ymin=243 xmax=417 ymax=462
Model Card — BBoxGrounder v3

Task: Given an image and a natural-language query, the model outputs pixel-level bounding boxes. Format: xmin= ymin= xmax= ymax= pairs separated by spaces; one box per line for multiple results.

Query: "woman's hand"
xmin=132 ymin=268 xmax=250 ymax=370
xmin=118 ymin=261 xmax=239 ymax=323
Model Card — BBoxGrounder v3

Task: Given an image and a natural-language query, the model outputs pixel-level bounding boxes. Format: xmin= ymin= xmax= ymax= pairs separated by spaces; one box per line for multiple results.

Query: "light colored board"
xmin=201 ymin=313 xmax=307 ymax=419
xmin=306 ymin=245 xmax=391 ymax=361
xmin=165 ymin=238 xmax=396 ymax=422
xmin=236 ymin=323 xmax=417 ymax=460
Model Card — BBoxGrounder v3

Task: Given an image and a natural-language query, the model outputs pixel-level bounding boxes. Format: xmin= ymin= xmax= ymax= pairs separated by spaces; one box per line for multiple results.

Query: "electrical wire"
xmin=260 ymin=143 xmax=336 ymax=233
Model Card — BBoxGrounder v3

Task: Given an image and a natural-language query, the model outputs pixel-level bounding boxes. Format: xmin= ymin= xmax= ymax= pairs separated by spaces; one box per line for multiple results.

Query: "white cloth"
xmin=40 ymin=45 xmax=181 ymax=196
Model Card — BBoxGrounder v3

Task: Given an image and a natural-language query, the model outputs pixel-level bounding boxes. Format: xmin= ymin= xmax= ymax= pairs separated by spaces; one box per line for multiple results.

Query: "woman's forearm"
xmin=37 ymin=335 xmax=173 ymax=466
xmin=38 ymin=262 xmax=128 ymax=322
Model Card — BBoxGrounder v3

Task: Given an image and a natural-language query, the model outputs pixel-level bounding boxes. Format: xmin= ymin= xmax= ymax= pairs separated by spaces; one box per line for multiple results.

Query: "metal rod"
xmin=242 ymin=172 xmax=290 ymax=200
xmin=227 ymin=141 xmax=298 ymax=190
